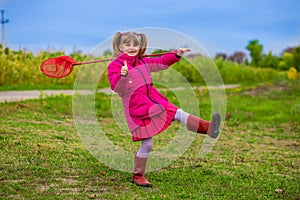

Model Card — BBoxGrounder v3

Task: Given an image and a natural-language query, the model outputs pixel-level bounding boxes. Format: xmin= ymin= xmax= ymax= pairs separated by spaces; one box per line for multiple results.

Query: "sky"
xmin=0 ymin=0 xmax=299 ymax=57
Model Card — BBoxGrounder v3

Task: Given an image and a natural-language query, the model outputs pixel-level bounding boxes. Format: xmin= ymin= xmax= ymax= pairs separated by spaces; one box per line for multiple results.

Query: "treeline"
xmin=216 ymin=39 xmax=300 ymax=71
xmin=0 ymin=40 xmax=298 ymax=88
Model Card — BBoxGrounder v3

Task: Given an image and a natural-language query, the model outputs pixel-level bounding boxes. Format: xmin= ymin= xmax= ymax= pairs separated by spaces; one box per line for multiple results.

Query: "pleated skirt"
xmin=131 ymin=103 xmax=178 ymax=141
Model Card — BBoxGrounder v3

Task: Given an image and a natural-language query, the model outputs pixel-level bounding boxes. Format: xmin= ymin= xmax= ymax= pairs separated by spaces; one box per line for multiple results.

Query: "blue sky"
xmin=0 ymin=0 xmax=299 ymax=57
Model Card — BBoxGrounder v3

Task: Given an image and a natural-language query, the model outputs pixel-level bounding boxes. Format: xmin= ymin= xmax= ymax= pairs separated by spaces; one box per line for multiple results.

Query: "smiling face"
xmin=119 ymin=40 xmax=140 ymax=56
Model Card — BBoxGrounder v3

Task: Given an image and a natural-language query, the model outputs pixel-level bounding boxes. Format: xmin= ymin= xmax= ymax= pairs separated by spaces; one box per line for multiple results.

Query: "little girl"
xmin=108 ymin=31 xmax=221 ymax=187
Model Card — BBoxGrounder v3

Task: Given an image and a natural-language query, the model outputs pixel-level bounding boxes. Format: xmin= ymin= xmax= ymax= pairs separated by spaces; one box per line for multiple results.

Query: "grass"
xmin=0 ymin=84 xmax=75 ymax=91
xmin=0 ymin=81 xmax=299 ymax=199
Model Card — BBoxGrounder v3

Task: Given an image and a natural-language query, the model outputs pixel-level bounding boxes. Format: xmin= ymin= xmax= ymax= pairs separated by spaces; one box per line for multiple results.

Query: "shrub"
xmin=287 ymin=67 xmax=300 ymax=80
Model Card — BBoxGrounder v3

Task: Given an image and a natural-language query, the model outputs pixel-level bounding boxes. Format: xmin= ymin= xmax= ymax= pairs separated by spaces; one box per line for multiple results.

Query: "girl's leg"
xmin=174 ymin=109 xmax=221 ymax=138
xmin=173 ymin=108 xmax=189 ymax=126
xmin=132 ymin=137 xmax=153 ymax=187
xmin=136 ymin=137 xmax=153 ymax=158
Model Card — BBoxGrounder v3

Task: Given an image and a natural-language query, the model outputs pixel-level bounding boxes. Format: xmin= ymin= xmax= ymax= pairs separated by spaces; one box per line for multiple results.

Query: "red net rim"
xmin=40 ymin=56 xmax=76 ymax=78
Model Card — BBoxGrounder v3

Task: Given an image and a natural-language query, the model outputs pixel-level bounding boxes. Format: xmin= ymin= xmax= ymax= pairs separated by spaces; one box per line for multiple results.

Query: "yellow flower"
xmin=287 ymin=67 xmax=299 ymax=80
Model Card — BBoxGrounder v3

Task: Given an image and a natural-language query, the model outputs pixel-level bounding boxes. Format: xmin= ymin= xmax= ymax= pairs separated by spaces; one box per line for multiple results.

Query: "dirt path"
xmin=0 ymin=84 xmax=239 ymax=103
xmin=0 ymin=90 xmax=93 ymax=102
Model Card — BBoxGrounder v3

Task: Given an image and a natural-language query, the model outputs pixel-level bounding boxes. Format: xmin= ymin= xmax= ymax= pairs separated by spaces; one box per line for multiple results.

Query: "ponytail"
xmin=138 ymin=33 xmax=147 ymax=58
xmin=112 ymin=32 xmax=122 ymax=57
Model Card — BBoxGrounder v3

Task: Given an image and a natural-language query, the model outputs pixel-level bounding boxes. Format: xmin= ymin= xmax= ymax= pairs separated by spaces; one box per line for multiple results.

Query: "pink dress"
xmin=107 ymin=52 xmax=180 ymax=141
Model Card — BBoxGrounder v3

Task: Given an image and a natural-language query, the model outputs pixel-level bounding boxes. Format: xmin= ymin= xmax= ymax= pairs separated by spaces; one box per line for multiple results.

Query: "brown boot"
xmin=187 ymin=112 xmax=221 ymax=138
xmin=131 ymin=155 xmax=152 ymax=187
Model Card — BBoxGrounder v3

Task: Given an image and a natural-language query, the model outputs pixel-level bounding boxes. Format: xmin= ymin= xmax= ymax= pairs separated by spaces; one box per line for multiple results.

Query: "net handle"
xmin=73 ymin=58 xmax=113 ymax=66
xmin=72 ymin=51 xmax=177 ymax=66
xmin=143 ymin=51 xmax=177 ymax=57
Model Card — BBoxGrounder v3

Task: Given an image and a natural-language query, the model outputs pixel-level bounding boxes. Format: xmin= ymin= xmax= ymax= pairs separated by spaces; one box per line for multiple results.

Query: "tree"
xmin=281 ymin=46 xmax=295 ymax=55
xmin=246 ymin=39 xmax=263 ymax=67
xmin=259 ymin=51 xmax=279 ymax=69
xmin=291 ymin=46 xmax=300 ymax=71
xmin=103 ymin=49 xmax=112 ymax=57
xmin=227 ymin=51 xmax=246 ymax=64
xmin=215 ymin=53 xmax=227 ymax=60
xmin=278 ymin=52 xmax=294 ymax=70
xmin=278 ymin=46 xmax=300 ymax=71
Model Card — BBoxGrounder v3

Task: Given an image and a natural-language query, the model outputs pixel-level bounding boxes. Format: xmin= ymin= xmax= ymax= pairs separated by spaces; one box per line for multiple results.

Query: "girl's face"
xmin=119 ymin=41 xmax=140 ymax=56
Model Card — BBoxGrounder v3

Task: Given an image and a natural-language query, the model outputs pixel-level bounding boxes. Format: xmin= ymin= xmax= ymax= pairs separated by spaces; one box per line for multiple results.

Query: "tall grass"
xmin=0 ymin=49 xmax=289 ymax=90
xmin=214 ymin=58 xmax=288 ymax=84
xmin=0 ymin=50 xmax=112 ymax=90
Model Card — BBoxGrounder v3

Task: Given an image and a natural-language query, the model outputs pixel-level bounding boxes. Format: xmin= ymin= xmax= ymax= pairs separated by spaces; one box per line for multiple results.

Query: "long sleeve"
xmin=107 ymin=61 xmax=130 ymax=95
xmin=143 ymin=52 xmax=181 ymax=72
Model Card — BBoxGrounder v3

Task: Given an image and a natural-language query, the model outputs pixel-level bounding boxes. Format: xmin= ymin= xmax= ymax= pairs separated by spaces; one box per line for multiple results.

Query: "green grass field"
xmin=0 ymin=81 xmax=299 ymax=199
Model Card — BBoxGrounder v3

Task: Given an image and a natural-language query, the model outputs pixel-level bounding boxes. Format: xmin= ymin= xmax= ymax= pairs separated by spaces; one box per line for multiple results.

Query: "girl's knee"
xmin=142 ymin=138 xmax=153 ymax=152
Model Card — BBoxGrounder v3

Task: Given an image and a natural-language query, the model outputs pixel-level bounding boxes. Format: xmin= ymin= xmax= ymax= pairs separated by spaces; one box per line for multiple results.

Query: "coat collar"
xmin=117 ymin=53 xmax=139 ymax=66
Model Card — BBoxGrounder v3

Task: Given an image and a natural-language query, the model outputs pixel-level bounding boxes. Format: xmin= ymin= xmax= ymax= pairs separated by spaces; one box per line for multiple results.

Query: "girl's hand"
xmin=120 ymin=61 xmax=128 ymax=76
xmin=176 ymin=48 xmax=191 ymax=57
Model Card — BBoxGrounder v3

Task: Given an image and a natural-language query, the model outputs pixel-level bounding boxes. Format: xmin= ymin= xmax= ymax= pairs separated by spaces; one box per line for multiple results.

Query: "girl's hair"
xmin=112 ymin=31 xmax=147 ymax=58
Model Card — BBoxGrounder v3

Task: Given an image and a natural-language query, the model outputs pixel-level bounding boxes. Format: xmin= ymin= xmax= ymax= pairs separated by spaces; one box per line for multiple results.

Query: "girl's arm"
xmin=108 ymin=61 xmax=129 ymax=94
xmin=144 ymin=48 xmax=191 ymax=72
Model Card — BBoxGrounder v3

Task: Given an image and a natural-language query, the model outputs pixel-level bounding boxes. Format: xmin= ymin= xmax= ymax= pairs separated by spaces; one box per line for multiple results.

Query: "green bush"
xmin=0 ymin=48 xmax=289 ymax=90
xmin=214 ymin=58 xmax=287 ymax=84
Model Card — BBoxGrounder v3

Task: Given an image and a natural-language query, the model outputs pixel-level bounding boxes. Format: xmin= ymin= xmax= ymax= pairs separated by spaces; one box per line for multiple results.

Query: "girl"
xmin=108 ymin=31 xmax=221 ymax=187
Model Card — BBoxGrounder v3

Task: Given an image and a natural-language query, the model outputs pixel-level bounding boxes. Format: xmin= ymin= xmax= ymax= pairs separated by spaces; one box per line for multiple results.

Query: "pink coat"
xmin=108 ymin=52 xmax=181 ymax=132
